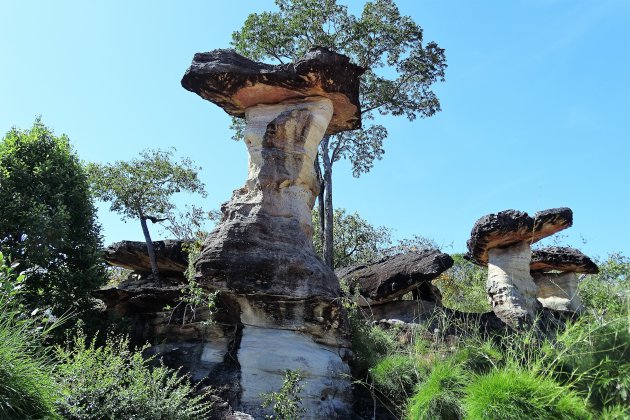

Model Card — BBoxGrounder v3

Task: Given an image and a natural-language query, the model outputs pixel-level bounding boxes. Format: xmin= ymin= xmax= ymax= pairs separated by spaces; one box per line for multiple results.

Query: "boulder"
xmin=103 ymin=240 xmax=188 ymax=276
xmin=336 ymin=250 xmax=453 ymax=306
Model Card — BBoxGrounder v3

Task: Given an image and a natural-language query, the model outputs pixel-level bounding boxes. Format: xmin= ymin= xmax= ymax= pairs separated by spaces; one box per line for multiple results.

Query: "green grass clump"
xmin=371 ymin=354 xmax=426 ymax=406
xmin=0 ymin=309 xmax=59 ymax=419
xmin=407 ymin=360 xmax=467 ymax=420
xmin=464 ymin=366 xmax=591 ymax=420
xmin=55 ymin=332 xmax=213 ymax=420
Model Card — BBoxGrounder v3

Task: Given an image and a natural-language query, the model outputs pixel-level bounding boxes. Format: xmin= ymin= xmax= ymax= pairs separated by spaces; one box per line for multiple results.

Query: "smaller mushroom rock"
xmin=335 ymin=250 xmax=453 ymax=306
xmin=466 ymin=208 xmax=573 ymax=266
xmin=529 ymin=247 xmax=598 ymax=313
xmin=465 ymin=208 xmax=573 ymax=328
xmin=530 ymin=246 xmax=599 ymax=274
xmin=103 ymin=240 xmax=188 ymax=277
xmin=181 ymin=47 xmax=364 ymax=134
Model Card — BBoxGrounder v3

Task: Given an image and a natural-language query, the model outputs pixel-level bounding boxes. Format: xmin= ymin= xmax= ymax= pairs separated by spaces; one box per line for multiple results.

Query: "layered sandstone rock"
xmin=180 ymin=47 xmax=363 ymax=418
xmin=466 ymin=208 xmax=573 ymax=327
xmin=336 ymin=250 xmax=453 ymax=306
xmin=104 ymin=240 xmax=188 ymax=277
xmin=531 ymin=247 xmax=598 ymax=312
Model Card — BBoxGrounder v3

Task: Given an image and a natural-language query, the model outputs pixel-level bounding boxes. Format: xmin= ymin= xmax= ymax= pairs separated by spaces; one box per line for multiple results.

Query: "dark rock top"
xmin=335 ymin=250 xmax=453 ymax=305
xmin=466 ymin=208 xmax=573 ymax=266
xmin=181 ymin=47 xmax=364 ymax=134
xmin=103 ymin=240 xmax=188 ymax=276
xmin=531 ymin=246 xmax=599 ymax=274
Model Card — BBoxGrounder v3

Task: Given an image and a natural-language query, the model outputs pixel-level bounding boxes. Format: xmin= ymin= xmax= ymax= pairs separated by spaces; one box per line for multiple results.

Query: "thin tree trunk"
xmin=140 ymin=215 xmax=161 ymax=283
xmin=314 ymin=153 xmax=325 ymax=255
xmin=320 ymin=136 xmax=335 ymax=269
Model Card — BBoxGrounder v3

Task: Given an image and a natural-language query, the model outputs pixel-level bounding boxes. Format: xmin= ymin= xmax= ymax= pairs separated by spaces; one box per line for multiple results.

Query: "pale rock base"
xmin=487 ymin=241 xmax=538 ymax=326
xmin=533 ymin=271 xmax=583 ymax=312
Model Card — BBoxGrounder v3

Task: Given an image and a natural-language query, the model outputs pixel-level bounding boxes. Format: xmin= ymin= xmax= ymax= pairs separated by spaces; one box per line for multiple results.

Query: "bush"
xmin=55 ymin=332 xmax=213 ymax=419
xmin=464 ymin=366 xmax=591 ymax=420
xmin=407 ymin=360 xmax=467 ymax=420
xmin=0 ymin=256 xmax=59 ymax=419
xmin=347 ymin=305 xmax=397 ymax=376
xmin=370 ymin=354 xmax=426 ymax=406
xmin=579 ymin=252 xmax=629 ymax=317
xmin=550 ymin=317 xmax=630 ymax=410
xmin=434 ymin=254 xmax=490 ymax=313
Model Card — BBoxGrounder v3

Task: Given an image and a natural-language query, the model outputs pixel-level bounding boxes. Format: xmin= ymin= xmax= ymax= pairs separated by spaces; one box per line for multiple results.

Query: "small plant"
xmin=370 ymin=354 xmax=426 ymax=407
xmin=261 ymin=369 xmax=306 ymax=420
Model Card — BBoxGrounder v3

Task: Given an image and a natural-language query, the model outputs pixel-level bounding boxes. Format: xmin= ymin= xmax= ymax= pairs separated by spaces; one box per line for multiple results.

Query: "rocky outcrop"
xmin=104 ymin=240 xmax=188 ymax=277
xmin=466 ymin=208 xmax=573 ymax=328
xmin=181 ymin=47 xmax=364 ymax=134
xmin=180 ymin=47 xmax=363 ymax=418
xmin=336 ymin=250 xmax=453 ymax=306
xmin=530 ymin=247 xmax=598 ymax=313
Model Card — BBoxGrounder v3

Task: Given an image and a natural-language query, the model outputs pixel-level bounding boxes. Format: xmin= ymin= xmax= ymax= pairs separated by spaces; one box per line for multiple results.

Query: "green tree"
xmin=0 ymin=119 xmax=106 ymax=313
xmin=232 ymin=0 xmax=447 ymax=268
xmin=87 ymin=149 xmax=206 ymax=282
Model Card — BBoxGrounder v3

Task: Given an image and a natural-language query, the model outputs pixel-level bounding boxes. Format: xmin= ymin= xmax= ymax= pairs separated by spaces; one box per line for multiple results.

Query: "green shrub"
xmin=407 ymin=360 xmax=467 ymax=420
xmin=550 ymin=317 xmax=630 ymax=410
xmin=370 ymin=354 xmax=426 ymax=406
xmin=0 ymin=308 xmax=59 ymax=419
xmin=260 ymin=369 xmax=306 ymax=420
xmin=55 ymin=332 xmax=213 ymax=419
xmin=579 ymin=252 xmax=629 ymax=317
xmin=600 ymin=404 xmax=630 ymax=420
xmin=453 ymin=339 xmax=503 ymax=374
xmin=0 ymin=254 xmax=58 ymax=419
xmin=347 ymin=305 xmax=397 ymax=376
xmin=433 ymin=254 xmax=490 ymax=313
xmin=464 ymin=366 xmax=591 ymax=420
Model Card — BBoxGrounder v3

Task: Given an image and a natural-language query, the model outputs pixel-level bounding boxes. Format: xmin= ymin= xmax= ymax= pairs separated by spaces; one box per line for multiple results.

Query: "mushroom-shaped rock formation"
xmin=530 ymin=247 xmax=598 ymax=313
xmin=466 ymin=208 xmax=573 ymax=327
xmin=104 ymin=240 xmax=188 ymax=278
xmin=181 ymin=48 xmax=362 ymax=418
xmin=336 ymin=250 xmax=453 ymax=306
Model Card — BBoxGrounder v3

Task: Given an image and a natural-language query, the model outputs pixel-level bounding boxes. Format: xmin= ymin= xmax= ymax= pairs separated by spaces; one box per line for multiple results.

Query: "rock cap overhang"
xmin=181 ymin=46 xmax=365 ymax=134
xmin=465 ymin=207 xmax=573 ymax=266
xmin=530 ymin=246 xmax=599 ymax=274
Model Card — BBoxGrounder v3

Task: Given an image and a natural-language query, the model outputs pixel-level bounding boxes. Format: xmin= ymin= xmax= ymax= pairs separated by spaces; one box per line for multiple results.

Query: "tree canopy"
xmin=232 ymin=0 xmax=446 ymax=268
xmin=87 ymin=148 xmax=206 ymax=280
xmin=0 ymin=118 xmax=106 ymax=313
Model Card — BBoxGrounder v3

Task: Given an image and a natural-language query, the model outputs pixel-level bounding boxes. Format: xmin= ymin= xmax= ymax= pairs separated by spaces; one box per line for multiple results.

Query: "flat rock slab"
xmin=466 ymin=208 xmax=573 ymax=266
xmin=104 ymin=240 xmax=188 ymax=276
xmin=181 ymin=47 xmax=364 ymax=134
xmin=531 ymin=246 xmax=598 ymax=274
xmin=336 ymin=250 xmax=453 ymax=305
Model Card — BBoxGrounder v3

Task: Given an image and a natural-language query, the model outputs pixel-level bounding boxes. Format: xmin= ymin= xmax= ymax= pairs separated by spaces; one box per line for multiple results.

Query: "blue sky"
xmin=1 ymin=1 xmax=628 ymax=259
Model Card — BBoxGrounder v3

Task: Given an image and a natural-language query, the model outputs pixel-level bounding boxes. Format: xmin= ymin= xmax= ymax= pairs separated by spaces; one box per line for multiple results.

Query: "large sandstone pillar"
xmin=182 ymin=48 xmax=363 ymax=418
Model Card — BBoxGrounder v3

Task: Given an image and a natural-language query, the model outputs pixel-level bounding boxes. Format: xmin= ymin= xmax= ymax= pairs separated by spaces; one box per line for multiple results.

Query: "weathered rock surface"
xmin=181 ymin=47 xmax=364 ymax=134
xmin=533 ymin=271 xmax=583 ymax=312
xmin=181 ymin=48 xmax=362 ymax=417
xmin=487 ymin=242 xmax=539 ymax=327
xmin=466 ymin=208 xmax=573 ymax=266
xmin=530 ymin=246 xmax=599 ymax=274
xmin=104 ymin=240 xmax=188 ymax=276
xmin=364 ymin=299 xmax=438 ymax=324
xmin=335 ymin=250 xmax=453 ymax=306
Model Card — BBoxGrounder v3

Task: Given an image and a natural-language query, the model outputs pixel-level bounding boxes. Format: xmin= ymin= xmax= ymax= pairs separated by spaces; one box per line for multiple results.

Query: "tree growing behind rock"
xmin=0 ymin=118 xmax=106 ymax=313
xmin=87 ymin=149 xmax=206 ymax=282
xmin=232 ymin=0 xmax=447 ymax=268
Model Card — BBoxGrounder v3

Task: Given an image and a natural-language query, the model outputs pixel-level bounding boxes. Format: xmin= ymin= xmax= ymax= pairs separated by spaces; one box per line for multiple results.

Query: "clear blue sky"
xmin=1 ymin=1 xmax=628 ymax=259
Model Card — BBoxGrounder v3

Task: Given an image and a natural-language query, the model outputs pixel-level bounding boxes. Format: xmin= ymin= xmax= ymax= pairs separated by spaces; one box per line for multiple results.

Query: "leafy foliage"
xmin=260 ymin=369 xmax=306 ymax=420
xmin=55 ymin=332 xmax=213 ymax=420
xmin=87 ymin=148 xmax=206 ymax=223
xmin=0 ymin=255 xmax=59 ymax=420
xmin=0 ymin=118 xmax=106 ymax=313
xmin=407 ymin=360 xmax=466 ymax=420
xmin=434 ymin=254 xmax=490 ymax=313
xmin=579 ymin=252 xmax=629 ymax=318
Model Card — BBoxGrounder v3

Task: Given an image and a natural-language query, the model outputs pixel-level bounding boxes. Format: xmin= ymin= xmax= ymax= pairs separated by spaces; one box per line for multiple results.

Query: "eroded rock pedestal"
xmin=180 ymin=47 xmax=364 ymax=418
